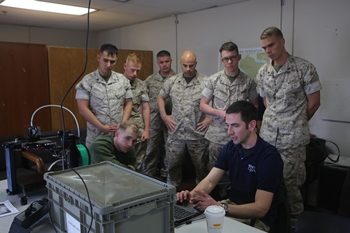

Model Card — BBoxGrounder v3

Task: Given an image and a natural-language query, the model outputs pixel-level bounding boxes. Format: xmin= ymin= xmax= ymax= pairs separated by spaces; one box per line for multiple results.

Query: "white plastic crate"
xmin=44 ymin=161 xmax=176 ymax=233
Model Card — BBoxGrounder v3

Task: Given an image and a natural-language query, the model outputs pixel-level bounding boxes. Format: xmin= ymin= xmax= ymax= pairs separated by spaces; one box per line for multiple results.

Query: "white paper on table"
xmin=0 ymin=200 xmax=19 ymax=218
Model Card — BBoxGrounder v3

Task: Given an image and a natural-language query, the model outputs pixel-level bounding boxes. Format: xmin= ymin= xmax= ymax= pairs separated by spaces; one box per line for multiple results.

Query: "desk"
xmin=176 ymin=218 xmax=264 ymax=233
xmin=0 ymin=179 xmax=50 ymax=232
xmin=1 ymin=179 xmax=264 ymax=233
xmin=325 ymin=154 xmax=350 ymax=167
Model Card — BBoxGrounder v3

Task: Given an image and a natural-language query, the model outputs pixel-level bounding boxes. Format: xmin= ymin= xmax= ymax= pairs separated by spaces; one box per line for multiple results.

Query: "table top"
xmin=0 ymin=179 xmax=264 ymax=233
xmin=0 ymin=179 xmax=50 ymax=231
xmin=176 ymin=217 xmax=264 ymax=233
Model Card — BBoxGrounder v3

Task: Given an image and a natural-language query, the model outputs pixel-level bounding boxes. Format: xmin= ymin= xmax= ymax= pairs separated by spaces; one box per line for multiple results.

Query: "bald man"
xmin=157 ymin=50 xmax=211 ymax=187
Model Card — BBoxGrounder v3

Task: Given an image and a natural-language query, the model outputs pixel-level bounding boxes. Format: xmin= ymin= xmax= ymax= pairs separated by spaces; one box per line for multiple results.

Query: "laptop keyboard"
xmin=174 ymin=204 xmax=203 ymax=227
xmin=174 ymin=205 xmax=195 ymax=221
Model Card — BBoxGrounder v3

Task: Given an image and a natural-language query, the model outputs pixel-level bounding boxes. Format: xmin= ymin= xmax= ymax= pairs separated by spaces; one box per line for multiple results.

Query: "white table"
xmin=1 ymin=179 xmax=264 ymax=233
xmin=0 ymin=179 xmax=50 ymax=232
xmin=175 ymin=217 xmax=265 ymax=233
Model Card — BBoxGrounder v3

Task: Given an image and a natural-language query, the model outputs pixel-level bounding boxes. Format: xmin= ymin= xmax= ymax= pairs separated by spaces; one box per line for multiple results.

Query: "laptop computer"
xmin=174 ymin=202 xmax=203 ymax=227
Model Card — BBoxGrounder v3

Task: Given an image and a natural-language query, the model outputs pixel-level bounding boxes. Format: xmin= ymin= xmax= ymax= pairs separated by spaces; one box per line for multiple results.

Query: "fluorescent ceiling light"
xmin=0 ymin=0 xmax=96 ymax=15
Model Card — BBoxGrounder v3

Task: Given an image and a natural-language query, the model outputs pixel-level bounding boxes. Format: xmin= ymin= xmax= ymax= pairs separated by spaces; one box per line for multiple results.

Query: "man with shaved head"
xmin=157 ymin=50 xmax=210 ymax=187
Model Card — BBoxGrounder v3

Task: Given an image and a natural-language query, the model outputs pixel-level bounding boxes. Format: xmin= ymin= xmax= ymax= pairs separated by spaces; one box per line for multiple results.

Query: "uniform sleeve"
xmin=302 ymin=63 xmax=322 ymax=95
xmin=256 ymin=66 xmax=266 ymax=97
xmin=248 ymin=78 xmax=258 ymax=101
xmin=159 ymin=77 xmax=172 ymax=98
xmin=124 ymin=79 xmax=134 ymax=99
xmin=201 ymin=76 xmax=214 ymax=99
xmin=75 ymin=78 xmax=91 ymax=100
xmin=140 ymin=81 xmax=150 ymax=102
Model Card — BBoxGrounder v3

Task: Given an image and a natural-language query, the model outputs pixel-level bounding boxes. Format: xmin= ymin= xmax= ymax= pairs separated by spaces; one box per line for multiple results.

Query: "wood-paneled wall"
xmin=0 ymin=43 xmax=153 ymax=137
xmin=0 ymin=42 xmax=51 ymax=138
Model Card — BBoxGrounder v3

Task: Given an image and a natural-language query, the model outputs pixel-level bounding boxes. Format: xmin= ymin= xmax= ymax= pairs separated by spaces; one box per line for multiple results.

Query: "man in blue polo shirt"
xmin=176 ymin=101 xmax=284 ymax=232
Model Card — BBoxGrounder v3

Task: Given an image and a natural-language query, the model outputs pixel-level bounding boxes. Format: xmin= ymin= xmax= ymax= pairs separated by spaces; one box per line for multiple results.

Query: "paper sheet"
xmin=0 ymin=200 xmax=19 ymax=218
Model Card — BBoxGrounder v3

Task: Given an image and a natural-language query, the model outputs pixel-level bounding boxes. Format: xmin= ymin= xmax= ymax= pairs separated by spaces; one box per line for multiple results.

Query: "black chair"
xmin=295 ymin=167 xmax=350 ymax=233
xmin=302 ymin=137 xmax=329 ymax=207
xmin=269 ymin=179 xmax=291 ymax=233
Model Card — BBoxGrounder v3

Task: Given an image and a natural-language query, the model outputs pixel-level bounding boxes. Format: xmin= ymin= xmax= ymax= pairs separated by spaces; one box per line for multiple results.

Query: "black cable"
xmin=326 ymin=140 xmax=341 ymax=163
xmin=47 ymin=201 xmax=58 ymax=233
xmin=70 ymin=167 xmax=94 ymax=232
xmin=59 ymin=0 xmax=92 ymax=165
xmin=54 ymin=0 xmax=94 ymax=232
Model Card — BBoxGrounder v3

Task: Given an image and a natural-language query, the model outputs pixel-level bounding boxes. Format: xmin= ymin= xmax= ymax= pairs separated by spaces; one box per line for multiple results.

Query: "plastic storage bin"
xmin=44 ymin=161 xmax=176 ymax=233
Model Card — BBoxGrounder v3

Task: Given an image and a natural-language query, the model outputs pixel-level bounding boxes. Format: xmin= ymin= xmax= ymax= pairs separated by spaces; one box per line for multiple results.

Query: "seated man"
xmin=88 ymin=120 xmax=139 ymax=170
xmin=176 ymin=101 xmax=284 ymax=232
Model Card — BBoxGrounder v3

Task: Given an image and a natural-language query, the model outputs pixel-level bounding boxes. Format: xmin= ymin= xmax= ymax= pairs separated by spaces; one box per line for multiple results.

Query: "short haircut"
xmin=119 ymin=120 xmax=139 ymax=134
xmin=219 ymin=41 xmax=239 ymax=54
xmin=157 ymin=50 xmax=171 ymax=58
xmin=126 ymin=53 xmax=142 ymax=66
xmin=260 ymin=27 xmax=284 ymax=40
xmin=226 ymin=101 xmax=257 ymax=127
xmin=100 ymin=44 xmax=118 ymax=56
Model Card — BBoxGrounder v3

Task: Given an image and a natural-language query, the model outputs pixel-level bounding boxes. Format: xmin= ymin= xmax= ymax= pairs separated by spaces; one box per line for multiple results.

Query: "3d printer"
xmin=3 ymin=105 xmax=89 ymax=196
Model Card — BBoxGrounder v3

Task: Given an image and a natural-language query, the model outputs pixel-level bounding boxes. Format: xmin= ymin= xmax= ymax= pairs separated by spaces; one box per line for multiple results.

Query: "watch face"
xmin=222 ymin=203 xmax=229 ymax=212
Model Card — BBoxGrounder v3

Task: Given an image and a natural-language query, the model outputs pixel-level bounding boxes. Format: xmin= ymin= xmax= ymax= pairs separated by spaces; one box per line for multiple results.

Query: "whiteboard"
xmin=320 ymin=79 xmax=350 ymax=123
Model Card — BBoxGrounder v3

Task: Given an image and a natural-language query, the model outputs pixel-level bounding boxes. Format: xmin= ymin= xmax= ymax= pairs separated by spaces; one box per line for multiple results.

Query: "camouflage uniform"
xmin=129 ymin=78 xmax=150 ymax=171
xmin=202 ymin=70 xmax=257 ymax=168
xmin=142 ymin=70 xmax=175 ymax=176
xmin=159 ymin=72 xmax=209 ymax=186
xmin=257 ymin=55 xmax=322 ymax=225
xmin=75 ymin=70 xmax=133 ymax=146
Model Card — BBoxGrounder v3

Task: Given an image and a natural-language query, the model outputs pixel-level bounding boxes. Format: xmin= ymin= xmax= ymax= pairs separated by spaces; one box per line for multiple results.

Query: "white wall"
xmin=0 ymin=24 xmax=98 ymax=48
xmin=100 ymin=0 xmax=281 ymax=75
xmin=99 ymin=17 xmax=177 ymax=71
xmin=97 ymin=28 xmax=121 ymax=49
xmin=293 ymin=0 xmax=350 ymax=157
xmin=99 ymin=0 xmax=350 ymax=157
xmin=176 ymin=0 xmax=281 ymax=76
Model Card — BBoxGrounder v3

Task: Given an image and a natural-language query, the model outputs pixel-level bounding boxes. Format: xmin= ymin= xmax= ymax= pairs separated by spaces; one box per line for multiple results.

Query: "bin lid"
xmin=45 ymin=162 xmax=175 ymax=208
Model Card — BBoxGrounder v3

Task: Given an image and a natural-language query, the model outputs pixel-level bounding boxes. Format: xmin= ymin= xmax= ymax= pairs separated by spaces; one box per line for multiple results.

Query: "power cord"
xmin=326 ymin=140 xmax=341 ymax=163
xmin=47 ymin=201 xmax=58 ymax=233
xmin=46 ymin=0 xmax=94 ymax=232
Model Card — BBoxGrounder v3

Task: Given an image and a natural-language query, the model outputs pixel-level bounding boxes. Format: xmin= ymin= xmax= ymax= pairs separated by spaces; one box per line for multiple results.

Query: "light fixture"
xmin=0 ymin=0 xmax=96 ymax=15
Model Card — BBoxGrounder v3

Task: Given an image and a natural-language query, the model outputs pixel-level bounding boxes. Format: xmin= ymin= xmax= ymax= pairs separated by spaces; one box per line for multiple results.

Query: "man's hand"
xmin=101 ymin=124 xmax=119 ymax=134
xmin=141 ymin=130 xmax=150 ymax=141
xmin=196 ymin=117 xmax=212 ymax=132
xmin=162 ymin=115 xmax=176 ymax=131
xmin=191 ymin=190 xmax=219 ymax=211
xmin=219 ymin=110 xmax=226 ymax=120
xmin=176 ymin=190 xmax=192 ymax=203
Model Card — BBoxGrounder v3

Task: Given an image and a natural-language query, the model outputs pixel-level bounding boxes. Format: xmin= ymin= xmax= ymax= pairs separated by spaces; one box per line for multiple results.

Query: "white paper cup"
xmin=204 ymin=205 xmax=225 ymax=233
